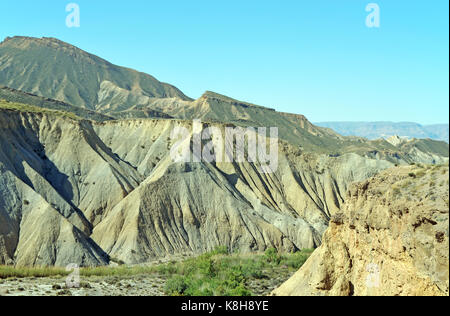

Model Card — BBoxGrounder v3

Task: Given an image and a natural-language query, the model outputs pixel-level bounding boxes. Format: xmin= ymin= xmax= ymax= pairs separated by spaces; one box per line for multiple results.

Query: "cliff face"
xmin=273 ymin=165 xmax=449 ymax=296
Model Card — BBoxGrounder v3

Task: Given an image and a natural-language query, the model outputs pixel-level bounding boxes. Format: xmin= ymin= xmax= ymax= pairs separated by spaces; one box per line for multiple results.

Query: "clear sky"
xmin=1 ymin=0 xmax=448 ymax=124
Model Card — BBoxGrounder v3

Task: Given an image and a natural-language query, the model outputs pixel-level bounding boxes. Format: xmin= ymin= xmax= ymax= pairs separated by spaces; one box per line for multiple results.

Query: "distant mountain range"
xmin=315 ymin=121 xmax=449 ymax=143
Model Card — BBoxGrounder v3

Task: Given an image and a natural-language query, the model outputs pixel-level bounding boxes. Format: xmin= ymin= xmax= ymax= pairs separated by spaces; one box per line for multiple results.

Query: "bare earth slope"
xmin=0 ymin=36 xmax=191 ymax=110
xmin=273 ymin=164 xmax=449 ymax=296
xmin=0 ymin=109 xmax=142 ymax=266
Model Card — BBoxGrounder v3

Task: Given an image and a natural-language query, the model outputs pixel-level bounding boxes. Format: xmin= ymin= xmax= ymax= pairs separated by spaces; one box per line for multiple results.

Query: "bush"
xmin=162 ymin=247 xmax=253 ymax=296
xmin=241 ymin=260 xmax=265 ymax=279
xmin=264 ymin=248 xmax=282 ymax=265
xmin=210 ymin=246 xmax=229 ymax=256
xmin=164 ymin=275 xmax=188 ymax=295
xmin=156 ymin=263 xmax=178 ymax=275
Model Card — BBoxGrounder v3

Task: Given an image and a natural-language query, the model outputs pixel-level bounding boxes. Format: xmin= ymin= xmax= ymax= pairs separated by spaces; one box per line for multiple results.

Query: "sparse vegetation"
xmin=0 ymin=87 xmax=113 ymax=122
xmin=163 ymin=247 xmax=313 ymax=296
xmin=0 ymin=266 xmax=68 ymax=279
xmin=0 ymin=247 xmax=314 ymax=296
xmin=0 ymin=99 xmax=80 ymax=121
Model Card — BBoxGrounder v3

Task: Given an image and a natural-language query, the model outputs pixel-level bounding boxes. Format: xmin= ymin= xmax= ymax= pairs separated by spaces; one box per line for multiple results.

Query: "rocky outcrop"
xmin=273 ymin=165 xmax=449 ymax=296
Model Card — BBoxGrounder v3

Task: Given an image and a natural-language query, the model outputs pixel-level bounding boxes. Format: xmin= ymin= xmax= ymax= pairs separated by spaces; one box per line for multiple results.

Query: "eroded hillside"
xmin=0 ymin=106 xmax=412 ymax=266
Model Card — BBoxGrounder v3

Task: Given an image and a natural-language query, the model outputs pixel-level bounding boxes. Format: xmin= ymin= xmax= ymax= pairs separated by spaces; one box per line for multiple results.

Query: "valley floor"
xmin=0 ymin=271 xmax=292 ymax=297
xmin=0 ymin=248 xmax=312 ymax=296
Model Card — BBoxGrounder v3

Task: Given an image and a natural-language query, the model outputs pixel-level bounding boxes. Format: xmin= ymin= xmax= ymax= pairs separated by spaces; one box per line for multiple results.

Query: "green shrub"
xmin=240 ymin=260 xmax=265 ymax=279
xmin=164 ymin=275 xmax=188 ymax=295
xmin=162 ymin=247 xmax=253 ymax=296
xmin=210 ymin=246 xmax=229 ymax=256
xmin=264 ymin=248 xmax=282 ymax=265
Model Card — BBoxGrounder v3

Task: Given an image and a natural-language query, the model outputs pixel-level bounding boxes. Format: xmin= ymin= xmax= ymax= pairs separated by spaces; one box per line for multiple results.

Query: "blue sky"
xmin=1 ymin=0 xmax=448 ymax=124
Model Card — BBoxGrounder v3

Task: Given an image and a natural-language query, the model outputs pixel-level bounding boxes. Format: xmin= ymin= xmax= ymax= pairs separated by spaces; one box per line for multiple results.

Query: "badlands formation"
xmin=0 ymin=37 xmax=449 ymax=297
xmin=0 ymin=108 xmax=398 ymax=266
xmin=1 ymin=103 xmax=448 ymax=269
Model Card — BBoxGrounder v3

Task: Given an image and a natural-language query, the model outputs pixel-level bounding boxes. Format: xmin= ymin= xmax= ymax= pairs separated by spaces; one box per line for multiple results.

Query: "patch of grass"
xmin=280 ymin=249 xmax=314 ymax=269
xmin=0 ymin=266 xmax=68 ymax=279
xmin=79 ymin=265 xmax=159 ymax=277
xmin=0 ymin=265 xmax=161 ymax=279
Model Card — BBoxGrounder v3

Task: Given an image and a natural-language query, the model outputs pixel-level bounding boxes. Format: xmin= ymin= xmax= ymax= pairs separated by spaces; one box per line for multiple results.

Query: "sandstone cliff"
xmin=273 ymin=164 xmax=449 ymax=296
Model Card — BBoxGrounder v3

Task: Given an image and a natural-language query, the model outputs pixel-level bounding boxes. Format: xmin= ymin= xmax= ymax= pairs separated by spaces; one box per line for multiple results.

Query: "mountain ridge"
xmin=0 ymin=36 xmax=192 ymax=110
xmin=1 ymin=36 xmax=448 ymax=158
